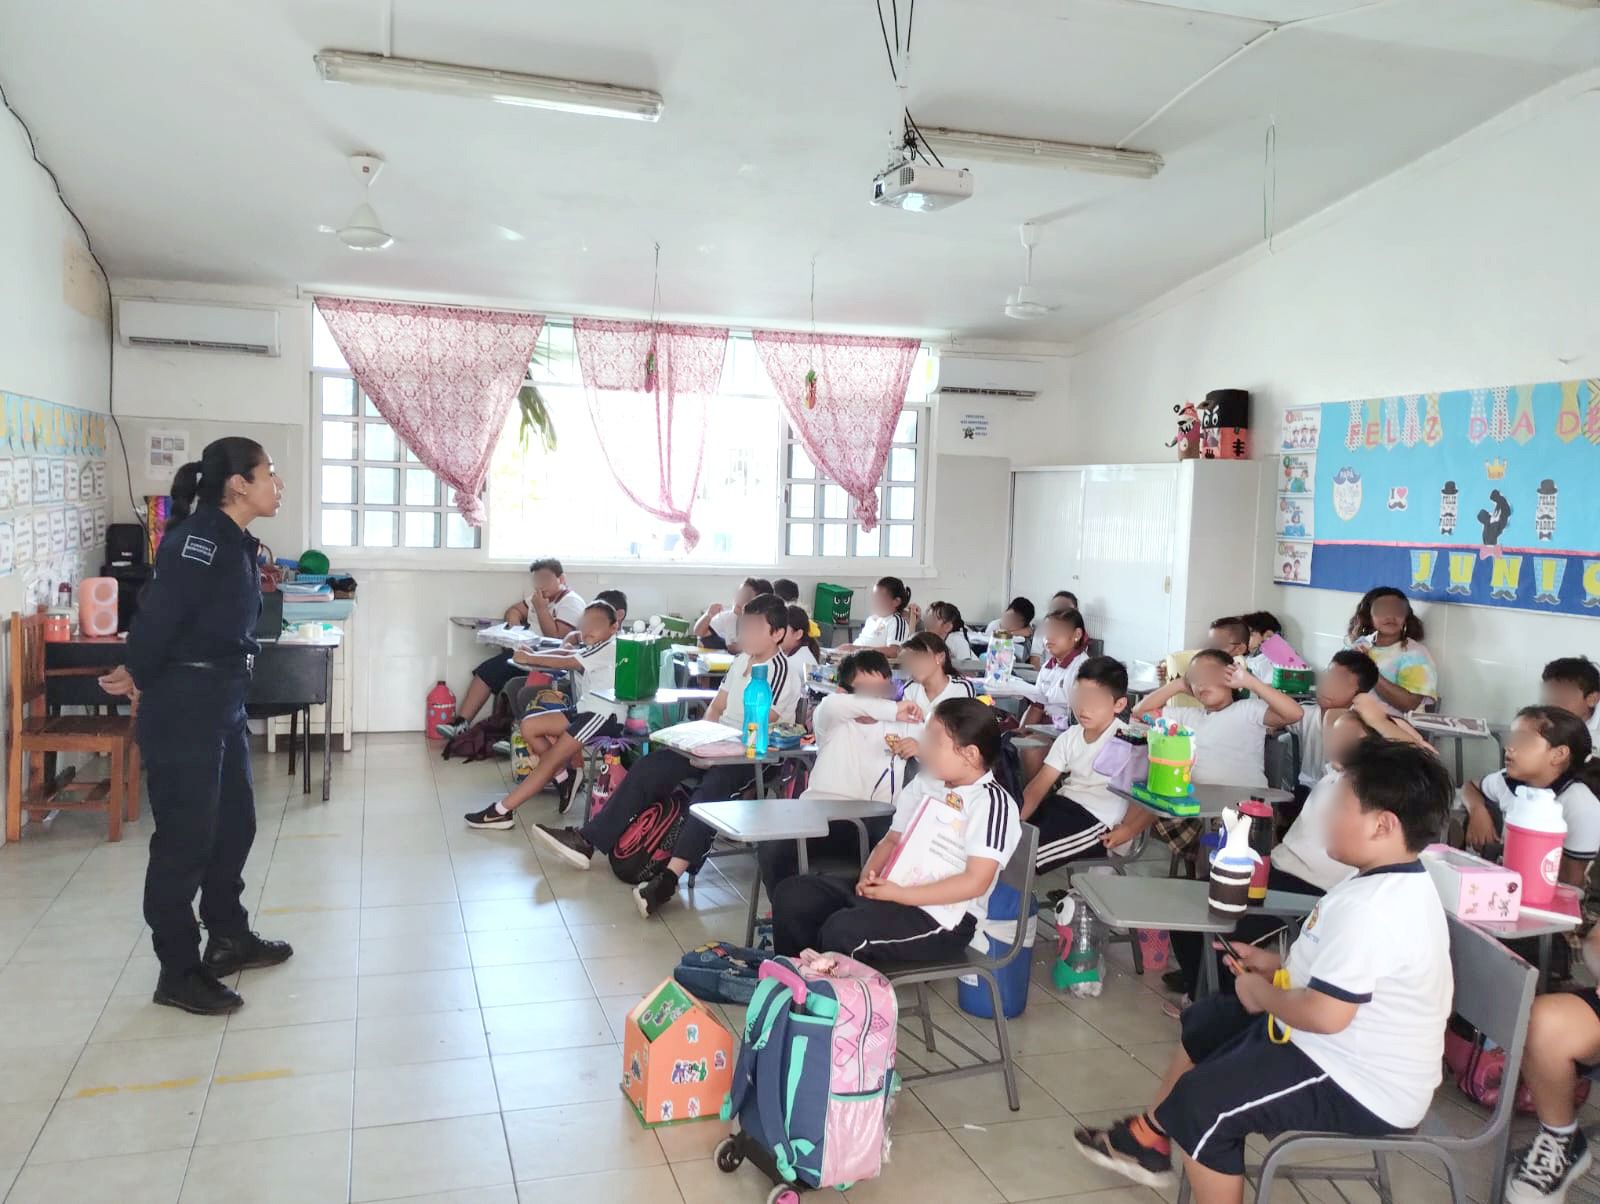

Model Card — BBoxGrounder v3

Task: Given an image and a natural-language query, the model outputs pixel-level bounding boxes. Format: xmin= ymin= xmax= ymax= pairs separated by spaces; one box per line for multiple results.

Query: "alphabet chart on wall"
xmin=0 ymin=391 xmax=111 ymax=607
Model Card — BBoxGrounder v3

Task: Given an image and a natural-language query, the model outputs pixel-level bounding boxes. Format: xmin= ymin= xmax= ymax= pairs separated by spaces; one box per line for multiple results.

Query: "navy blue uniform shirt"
xmin=126 ymin=505 xmax=262 ymax=688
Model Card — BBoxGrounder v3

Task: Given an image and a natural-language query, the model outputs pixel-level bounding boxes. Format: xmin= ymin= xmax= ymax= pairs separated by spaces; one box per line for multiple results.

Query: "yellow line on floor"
xmin=213 ymin=1068 xmax=293 ymax=1085
xmin=75 ymin=1075 xmax=202 ymax=1098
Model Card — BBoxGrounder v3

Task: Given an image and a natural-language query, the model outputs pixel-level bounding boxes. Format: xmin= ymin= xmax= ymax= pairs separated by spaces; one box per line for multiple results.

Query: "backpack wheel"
xmin=766 ymin=1187 xmax=801 ymax=1204
xmin=714 ymin=1136 xmax=743 ymax=1173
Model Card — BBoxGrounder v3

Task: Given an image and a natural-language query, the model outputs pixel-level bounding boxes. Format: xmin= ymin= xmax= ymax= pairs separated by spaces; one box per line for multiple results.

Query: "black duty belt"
xmin=173 ymin=655 xmax=255 ymax=673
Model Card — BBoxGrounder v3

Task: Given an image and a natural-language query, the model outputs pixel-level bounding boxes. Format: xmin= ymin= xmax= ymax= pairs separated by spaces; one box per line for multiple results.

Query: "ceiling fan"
xmin=1004 ymin=222 xmax=1059 ymax=321
xmin=318 ymin=154 xmax=394 ymax=251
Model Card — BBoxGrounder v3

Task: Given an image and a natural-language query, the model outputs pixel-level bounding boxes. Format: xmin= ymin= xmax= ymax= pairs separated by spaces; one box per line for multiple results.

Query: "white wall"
xmin=0 ymin=109 xmax=113 ymax=843
xmin=1064 ymin=71 xmax=1600 ymax=775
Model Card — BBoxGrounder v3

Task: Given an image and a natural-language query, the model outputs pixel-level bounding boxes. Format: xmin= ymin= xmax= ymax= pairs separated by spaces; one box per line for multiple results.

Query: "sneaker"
xmin=634 ymin=869 xmax=680 ymax=919
xmin=556 ymin=767 xmax=581 ymax=815
xmin=1161 ymin=969 xmax=1186 ymax=993
xmin=153 ymin=967 xmax=243 ymax=1016
xmin=202 ymin=931 xmax=294 ymax=976
xmin=1508 ymin=1128 xmax=1592 ymax=1202
xmin=1161 ymin=995 xmax=1191 ymax=1021
xmin=492 ymin=740 xmax=512 ymax=757
xmin=464 ymin=803 xmax=514 ymax=830
xmin=532 ymin=824 xmax=594 ymax=870
xmin=1072 ymin=1116 xmax=1176 ymax=1190
xmin=434 ymin=719 xmax=466 ymax=740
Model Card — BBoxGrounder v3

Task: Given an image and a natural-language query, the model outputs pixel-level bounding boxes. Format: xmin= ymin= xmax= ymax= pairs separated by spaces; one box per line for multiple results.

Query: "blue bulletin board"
xmin=1305 ymin=381 xmax=1600 ymax=616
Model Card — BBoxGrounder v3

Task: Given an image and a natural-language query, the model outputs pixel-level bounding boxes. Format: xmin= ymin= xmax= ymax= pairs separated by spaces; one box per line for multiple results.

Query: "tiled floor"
xmin=0 ymin=734 xmax=1527 ymax=1201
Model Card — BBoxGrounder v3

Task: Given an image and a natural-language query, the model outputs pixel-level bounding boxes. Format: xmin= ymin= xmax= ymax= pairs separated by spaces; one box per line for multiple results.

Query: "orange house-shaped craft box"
xmin=622 ymin=978 xmax=735 ymax=1127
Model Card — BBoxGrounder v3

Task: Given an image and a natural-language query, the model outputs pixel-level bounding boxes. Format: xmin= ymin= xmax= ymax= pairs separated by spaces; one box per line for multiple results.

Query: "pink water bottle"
xmin=425 ymin=681 xmax=456 ymax=738
xmin=1503 ymin=786 xmax=1566 ymax=908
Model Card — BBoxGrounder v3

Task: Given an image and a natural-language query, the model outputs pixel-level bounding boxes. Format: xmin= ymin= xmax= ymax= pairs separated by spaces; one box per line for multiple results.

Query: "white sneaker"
xmin=1508 ymin=1128 xmax=1592 ymax=1202
xmin=434 ymin=721 xmax=466 ymax=740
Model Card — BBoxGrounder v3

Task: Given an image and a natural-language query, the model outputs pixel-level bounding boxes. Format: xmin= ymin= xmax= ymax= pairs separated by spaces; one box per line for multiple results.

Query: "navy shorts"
xmin=566 ymin=710 xmax=625 ymax=744
xmin=1154 ymin=996 xmax=1393 ymax=1175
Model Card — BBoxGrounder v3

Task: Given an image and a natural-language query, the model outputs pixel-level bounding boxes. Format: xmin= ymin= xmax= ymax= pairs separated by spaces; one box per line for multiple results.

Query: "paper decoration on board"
xmin=14 ymin=459 xmax=31 ymax=507
xmin=64 ymin=510 xmax=80 ymax=553
xmin=1277 ymin=454 xmax=1315 ymax=496
xmin=64 ymin=461 xmax=79 ymax=500
xmin=93 ymin=460 xmax=106 ymax=498
xmin=0 ymin=459 xmax=11 ymax=510
xmin=31 ymin=513 xmax=49 ymax=562
xmin=0 ymin=521 xmax=12 ymax=576
xmin=94 ymin=508 xmax=107 ymax=543
xmin=48 ymin=509 xmax=66 ymax=554
xmin=957 ymin=412 xmax=989 ymax=442
xmin=147 ymin=429 xmax=189 ymax=480
xmin=1274 ymin=540 xmax=1314 ymax=585
xmin=78 ymin=509 xmax=94 ymax=548
xmin=1275 ymin=494 xmax=1313 ymax=539
xmin=1281 ymin=408 xmax=1321 ymax=451
xmin=1310 ymin=377 xmax=1600 ymax=615
xmin=32 ymin=460 xmax=49 ymax=499
xmin=48 ymin=460 xmax=65 ymax=501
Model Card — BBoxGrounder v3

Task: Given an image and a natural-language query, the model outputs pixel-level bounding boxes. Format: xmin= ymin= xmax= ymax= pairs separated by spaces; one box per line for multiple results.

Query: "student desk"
xmin=690 ymin=797 xmax=897 ymax=944
xmin=1474 ymin=911 xmax=1578 ymax=992
xmin=592 ymin=687 xmax=719 ymax=714
xmin=1112 ymin=783 xmax=1294 ymax=821
xmin=652 ymin=739 xmax=816 ymax=800
xmin=1075 ymin=874 xmax=1319 ymax=996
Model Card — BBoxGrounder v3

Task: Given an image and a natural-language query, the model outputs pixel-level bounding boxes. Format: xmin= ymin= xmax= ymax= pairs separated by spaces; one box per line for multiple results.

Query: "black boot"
xmin=153 ymin=967 xmax=244 ymax=1015
xmin=203 ymin=931 xmax=295 ymax=976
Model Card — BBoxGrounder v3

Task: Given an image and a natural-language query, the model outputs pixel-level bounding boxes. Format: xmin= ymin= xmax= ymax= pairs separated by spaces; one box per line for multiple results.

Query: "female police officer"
xmin=99 ymin=437 xmax=293 ymax=1015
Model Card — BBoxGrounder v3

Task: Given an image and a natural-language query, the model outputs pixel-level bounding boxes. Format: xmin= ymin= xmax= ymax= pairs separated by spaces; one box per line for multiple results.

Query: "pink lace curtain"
xmin=573 ymin=318 xmax=729 ymax=551
xmin=315 ymin=296 xmax=545 ymax=525
xmin=751 ymin=331 xmax=919 ymax=530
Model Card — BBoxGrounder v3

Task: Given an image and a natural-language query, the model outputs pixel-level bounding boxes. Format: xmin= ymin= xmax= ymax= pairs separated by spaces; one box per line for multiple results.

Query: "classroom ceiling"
xmin=1 ymin=0 xmax=1596 ymax=342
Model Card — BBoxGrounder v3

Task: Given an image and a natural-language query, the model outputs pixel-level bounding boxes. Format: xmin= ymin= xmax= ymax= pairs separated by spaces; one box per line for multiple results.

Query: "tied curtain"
xmin=573 ymin=318 xmax=729 ymax=551
xmin=751 ymin=331 xmax=919 ymax=530
xmin=315 ymin=296 xmax=545 ymax=525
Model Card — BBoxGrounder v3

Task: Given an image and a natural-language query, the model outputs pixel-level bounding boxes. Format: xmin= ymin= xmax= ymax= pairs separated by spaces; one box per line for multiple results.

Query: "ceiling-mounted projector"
xmin=871 ymin=161 xmax=974 ymax=212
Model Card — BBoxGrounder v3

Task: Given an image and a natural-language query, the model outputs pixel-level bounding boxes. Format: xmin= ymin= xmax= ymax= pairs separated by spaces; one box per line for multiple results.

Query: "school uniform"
xmin=1034 ymin=650 xmax=1084 ymax=724
xmin=1245 ymin=651 xmax=1277 ymax=682
xmin=901 ymin=674 xmax=978 ymax=721
xmin=771 ymin=770 xmax=1021 ymax=963
xmin=1479 ymin=769 xmax=1600 ymax=863
xmin=1156 ymin=861 xmax=1450 ymax=1175
xmin=943 ymin=628 xmax=975 ymax=663
xmin=1164 ymin=699 xmax=1270 ymax=788
xmin=857 ymin=612 xmax=910 ymax=648
xmin=551 ymin=638 xmax=627 ymax=744
xmin=1275 ymin=769 xmax=1358 ymax=893
xmin=707 ymin=607 xmax=741 ymax=647
xmin=468 ymin=589 xmax=589 ymax=696
xmin=531 ymin=588 xmax=587 ymax=633
xmin=1034 ymin=720 xmax=1131 ymax=873
xmin=1290 ymin=704 xmax=1325 ymax=792
xmin=578 ymin=652 xmax=804 ymax=866
xmin=787 ymin=645 xmax=818 ymax=684
xmin=759 ymin=692 xmax=900 ymax=892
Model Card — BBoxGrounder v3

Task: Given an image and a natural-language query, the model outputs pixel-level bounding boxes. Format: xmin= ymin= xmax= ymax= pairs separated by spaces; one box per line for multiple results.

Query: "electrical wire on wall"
xmin=0 ymin=76 xmax=143 ymax=535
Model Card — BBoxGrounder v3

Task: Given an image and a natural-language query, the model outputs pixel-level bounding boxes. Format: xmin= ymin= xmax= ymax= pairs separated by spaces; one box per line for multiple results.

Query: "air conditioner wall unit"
xmin=930 ymin=353 xmax=1047 ymax=401
xmin=117 ymin=300 xmax=282 ymax=356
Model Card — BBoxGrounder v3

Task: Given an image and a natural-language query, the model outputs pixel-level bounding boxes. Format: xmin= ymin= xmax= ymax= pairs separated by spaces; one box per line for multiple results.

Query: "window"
xmin=311 ymin=310 xmax=930 ymax=565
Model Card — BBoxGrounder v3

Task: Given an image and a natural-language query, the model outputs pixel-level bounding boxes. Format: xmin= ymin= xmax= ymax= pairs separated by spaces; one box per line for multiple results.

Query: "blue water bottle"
xmin=743 ymin=662 xmax=772 ymax=758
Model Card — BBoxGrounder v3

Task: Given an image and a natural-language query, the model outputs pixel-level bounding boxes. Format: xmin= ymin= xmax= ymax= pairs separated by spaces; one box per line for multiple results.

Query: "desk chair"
xmin=1176 ymin=916 xmax=1534 ymax=1204
xmin=886 ymin=823 xmax=1039 ymax=1112
xmin=7 ymin=607 xmax=140 ymax=842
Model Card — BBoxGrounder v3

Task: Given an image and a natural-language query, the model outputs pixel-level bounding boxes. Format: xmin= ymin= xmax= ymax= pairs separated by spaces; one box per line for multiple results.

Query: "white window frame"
xmin=308 ymin=312 xmax=936 ymax=573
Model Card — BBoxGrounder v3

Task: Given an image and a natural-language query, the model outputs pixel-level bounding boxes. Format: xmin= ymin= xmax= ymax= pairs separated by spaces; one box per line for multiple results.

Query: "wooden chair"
xmin=6 ymin=607 xmax=141 ymax=842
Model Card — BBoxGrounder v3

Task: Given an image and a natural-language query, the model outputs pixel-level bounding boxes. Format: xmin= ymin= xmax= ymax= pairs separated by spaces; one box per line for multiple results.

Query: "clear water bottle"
xmin=1051 ymin=891 xmax=1103 ymax=997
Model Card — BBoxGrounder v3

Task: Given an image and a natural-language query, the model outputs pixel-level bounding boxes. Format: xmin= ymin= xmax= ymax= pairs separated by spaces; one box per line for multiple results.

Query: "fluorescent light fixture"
xmin=919 ymin=127 xmax=1162 ymax=179
xmin=314 ymin=50 xmax=664 ymax=122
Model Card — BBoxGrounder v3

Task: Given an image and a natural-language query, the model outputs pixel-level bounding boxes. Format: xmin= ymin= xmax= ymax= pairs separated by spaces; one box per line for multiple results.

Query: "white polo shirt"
xmin=805 ymin=694 xmax=902 ymax=802
xmin=718 ymin=652 xmax=803 ymax=733
xmin=708 ymin=608 xmax=741 ymax=646
xmin=901 ymin=675 xmax=978 ymax=728
xmin=787 ymin=645 xmax=818 ymax=684
xmin=944 ymin=628 xmax=975 ymax=662
xmin=572 ymin=638 xmax=624 ymax=719
xmin=1034 ymin=651 xmax=1085 ymax=723
xmin=1164 ymin=698 xmax=1270 ymax=788
xmin=1274 ymin=768 xmax=1357 ymax=893
xmin=1292 ymin=703 xmax=1325 ymax=788
xmin=1043 ymin=719 xmax=1130 ymax=829
xmin=527 ymin=588 xmax=586 ymax=632
xmin=889 ymin=770 xmax=1021 ymax=939
xmin=1481 ymin=770 xmax=1600 ymax=861
xmin=858 ymin=612 xmax=910 ymax=648
xmin=1284 ymin=861 xmax=1451 ymax=1127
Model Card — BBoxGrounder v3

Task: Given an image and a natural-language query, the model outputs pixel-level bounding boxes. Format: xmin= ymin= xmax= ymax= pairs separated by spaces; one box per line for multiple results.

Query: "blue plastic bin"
xmin=957 ymin=881 xmax=1038 ymax=1020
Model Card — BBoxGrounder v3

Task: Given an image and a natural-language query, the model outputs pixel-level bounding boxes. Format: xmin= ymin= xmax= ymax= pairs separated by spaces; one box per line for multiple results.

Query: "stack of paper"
xmin=650 ymin=720 xmax=739 ymax=753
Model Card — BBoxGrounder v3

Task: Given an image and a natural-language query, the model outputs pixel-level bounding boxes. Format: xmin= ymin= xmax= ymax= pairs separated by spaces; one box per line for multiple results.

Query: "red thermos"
xmin=425 ymin=681 xmax=456 ymax=736
xmin=1240 ymin=797 xmax=1276 ymax=906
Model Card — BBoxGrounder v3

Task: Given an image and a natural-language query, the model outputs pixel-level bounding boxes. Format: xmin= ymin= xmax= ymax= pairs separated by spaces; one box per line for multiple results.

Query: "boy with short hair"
xmin=1208 ymin=616 xmax=1250 ymax=662
xmin=1543 ymin=655 xmax=1600 ymax=750
xmin=772 ymin=578 xmax=800 ymax=604
xmin=694 ymin=577 xmax=773 ymax=651
xmin=533 ymin=595 xmax=804 ymax=913
xmin=435 ymin=558 xmax=585 ymax=738
xmin=1074 ymin=739 xmax=1455 ymax=1203
xmin=1021 ymin=656 xmax=1154 ymax=872
xmin=464 ymin=601 xmax=623 ymax=829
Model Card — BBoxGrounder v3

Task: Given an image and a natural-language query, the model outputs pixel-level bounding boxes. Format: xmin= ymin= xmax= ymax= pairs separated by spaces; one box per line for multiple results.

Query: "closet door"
xmin=1076 ymin=464 xmax=1177 ymax=666
xmin=1008 ymin=468 xmax=1084 ymax=616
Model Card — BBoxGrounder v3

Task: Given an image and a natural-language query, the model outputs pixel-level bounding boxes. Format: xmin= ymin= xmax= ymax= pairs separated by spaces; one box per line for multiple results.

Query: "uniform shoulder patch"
xmin=180 ymin=535 xmax=217 ymax=566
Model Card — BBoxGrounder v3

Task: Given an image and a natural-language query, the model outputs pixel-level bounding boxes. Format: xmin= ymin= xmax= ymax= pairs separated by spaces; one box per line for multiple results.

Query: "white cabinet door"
xmin=1075 ymin=465 xmax=1178 ymax=667
xmin=1008 ymin=469 xmax=1084 ymax=616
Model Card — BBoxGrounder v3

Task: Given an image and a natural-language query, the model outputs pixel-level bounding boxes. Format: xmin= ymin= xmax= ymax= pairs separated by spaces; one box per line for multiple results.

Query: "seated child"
xmin=463 ymin=601 xmax=622 ymax=829
xmin=693 ymin=577 xmax=772 ymax=651
xmin=772 ymin=578 xmax=800 ymax=605
xmin=1022 ymin=655 xmax=1153 ymax=873
xmin=922 ymin=600 xmax=974 ymax=662
xmin=531 ymin=595 xmax=803 ymax=913
xmin=1242 ymin=610 xmax=1299 ymax=681
xmin=984 ymin=596 xmax=1036 ymax=660
xmin=1208 ymin=616 xmax=1250 ymax=663
xmin=783 ymin=603 xmax=820 ymax=686
xmin=1346 ymin=586 xmax=1439 ymax=714
xmin=882 ymin=633 xmax=977 ymax=764
xmin=1074 ymin=739 xmax=1454 ymax=1202
xmin=1133 ymin=649 xmax=1304 ymax=789
xmin=1288 ymin=650 xmax=1382 ymax=806
xmin=758 ymin=651 xmax=920 ymax=893
xmin=1030 ymin=591 xmax=1081 ymax=665
xmin=1504 ymin=925 xmax=1600 ymax=1200
xmin=771 ymin=697 xmax=1021 ymax=963
xmin=434 ymin=557 xmax=585 ymax=738
xmin=1018 ymin=607 xmax=1091 ymax=778
xmin=842 ymin=576 xmax=913 ymax=652
xmin=1542 ymin=655 xmax=1600 ymax=751
xmin=553 ymin=588 xmax=627 ymax=652
xmin=1461 ymin=704 xmax=1598 ymax=885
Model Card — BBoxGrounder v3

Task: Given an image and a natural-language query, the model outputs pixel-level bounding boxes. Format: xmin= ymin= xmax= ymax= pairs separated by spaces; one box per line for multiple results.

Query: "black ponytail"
xmin=168 ymin=437 xmax=268 ymax=524
xmin=786 ymin=605 xmax=819 ymax=657
xmin=876 ymin=575 xmax=911 ymax=614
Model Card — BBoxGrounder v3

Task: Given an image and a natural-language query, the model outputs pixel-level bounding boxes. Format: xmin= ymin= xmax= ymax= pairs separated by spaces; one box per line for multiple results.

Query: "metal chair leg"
xmin=981 ymin=969 xmax=1021 ymax=1112
xmin=1374 ymin=1151 xmax=1395 ymax=1204
xmin=915 ymin=985 xmax=936 ymax=1053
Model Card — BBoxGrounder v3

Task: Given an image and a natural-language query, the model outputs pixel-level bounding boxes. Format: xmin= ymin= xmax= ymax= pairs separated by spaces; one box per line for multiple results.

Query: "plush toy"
xmin=1167 ymin=402 xmax=1202 ymax=459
